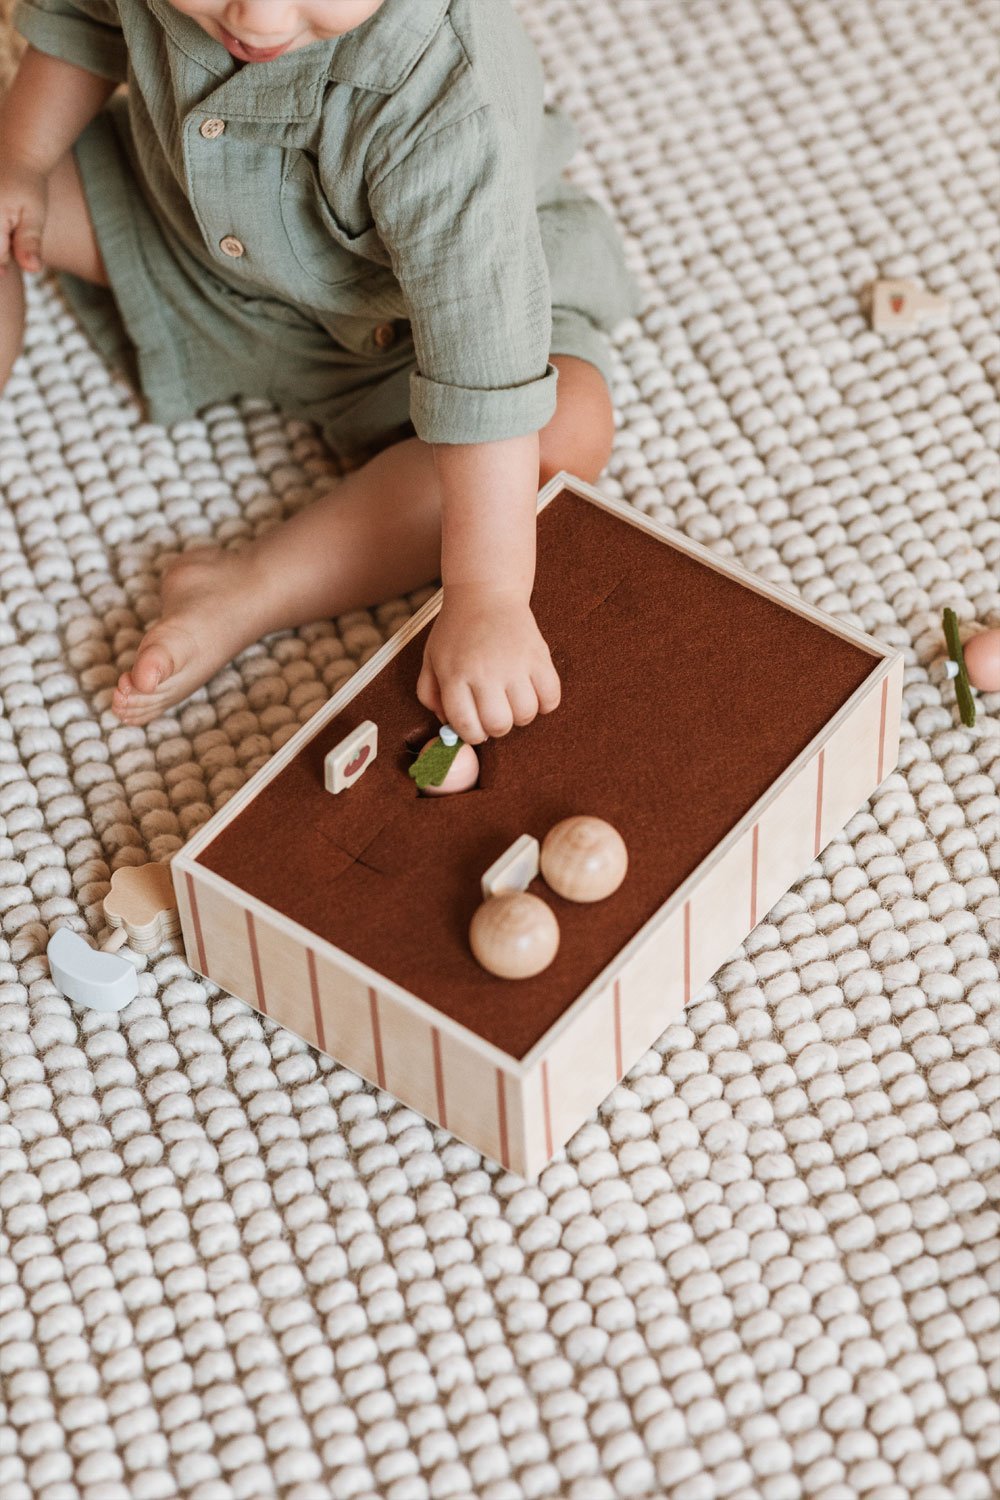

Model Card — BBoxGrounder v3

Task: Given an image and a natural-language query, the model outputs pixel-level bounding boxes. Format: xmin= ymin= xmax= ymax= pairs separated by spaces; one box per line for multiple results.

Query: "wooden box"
xmin=172 ymin=473 xmax=903 ymax=1178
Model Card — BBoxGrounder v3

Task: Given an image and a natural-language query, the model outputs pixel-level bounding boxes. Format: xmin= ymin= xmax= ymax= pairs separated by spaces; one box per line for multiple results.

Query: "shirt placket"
xmin=180 ymin=84 xmax=250 ymax=269
xmin=177 ymin=60 xmax=329 ymax=279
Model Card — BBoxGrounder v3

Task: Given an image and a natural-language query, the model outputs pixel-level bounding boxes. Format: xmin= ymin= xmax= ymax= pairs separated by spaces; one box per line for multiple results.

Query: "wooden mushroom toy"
xmin=943 ymin=610 xmax=1000 ymax=726
xmin=469 ymin=892 xmax=559 ymax=980
xmin=409 ymin=724 xmax=479 ymax=796
xmin=540 ymin=816 xmax=628 ymax=903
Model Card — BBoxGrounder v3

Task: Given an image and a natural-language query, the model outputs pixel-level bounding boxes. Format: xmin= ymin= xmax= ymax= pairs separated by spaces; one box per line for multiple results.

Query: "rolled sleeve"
xmin=410 ymin=363 xmax=558 ymax=445
xmin=14 ymin=0 xmax=127 ymax=82
xmin=369 ymin=106 xmax=556 ymax=446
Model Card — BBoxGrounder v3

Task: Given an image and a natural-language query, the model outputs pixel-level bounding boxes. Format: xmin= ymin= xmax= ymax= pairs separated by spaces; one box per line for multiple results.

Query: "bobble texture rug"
xmin=1 ymin=3 xmax=998 ymax=1498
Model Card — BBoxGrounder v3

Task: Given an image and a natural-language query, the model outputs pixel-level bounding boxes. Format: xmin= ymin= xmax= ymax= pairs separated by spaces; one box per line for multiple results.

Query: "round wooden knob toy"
xmin=540 ymin=815 xmax=629 ymax=903
xmin=469 ymin=892 xmax=560 ymax=979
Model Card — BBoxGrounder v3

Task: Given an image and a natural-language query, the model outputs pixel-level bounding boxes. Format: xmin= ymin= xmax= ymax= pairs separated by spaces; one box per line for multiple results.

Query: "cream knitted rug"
xmin=1 ymin=3 xmax=998 ymax=1498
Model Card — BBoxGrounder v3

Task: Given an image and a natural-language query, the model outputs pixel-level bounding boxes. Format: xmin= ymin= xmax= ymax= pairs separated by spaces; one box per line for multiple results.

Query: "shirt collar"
xmin=327 ymin=0 xmax=450 ymax=92
xmin=147 ymin=0 xmax=449 ymax=121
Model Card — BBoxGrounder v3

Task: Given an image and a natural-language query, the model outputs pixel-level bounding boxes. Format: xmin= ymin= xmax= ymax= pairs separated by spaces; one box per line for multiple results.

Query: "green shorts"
xmin=62 ymin=101 xmax=629 ymax=460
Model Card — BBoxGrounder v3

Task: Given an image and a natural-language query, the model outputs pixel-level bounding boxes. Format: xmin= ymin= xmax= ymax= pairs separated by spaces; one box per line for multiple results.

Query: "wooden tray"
xmin=173 ymin=473 xmax=903 ymax=1177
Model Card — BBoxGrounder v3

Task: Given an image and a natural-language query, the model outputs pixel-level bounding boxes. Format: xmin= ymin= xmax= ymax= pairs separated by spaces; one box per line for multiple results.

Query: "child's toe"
xmin=131 ymin=639 xmax=174 ymax=695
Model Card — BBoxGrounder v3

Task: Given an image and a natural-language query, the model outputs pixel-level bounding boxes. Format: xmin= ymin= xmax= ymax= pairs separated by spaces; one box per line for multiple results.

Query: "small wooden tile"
xmin=104 ymin=863 xmax=181 ymax=954
xmin=324 ymin=720 xmax=378 ymax=794
xmin=868 ymin=278 xmax=950 ymax=332
xmin=481 ymin=834 xmax=541 ymax=899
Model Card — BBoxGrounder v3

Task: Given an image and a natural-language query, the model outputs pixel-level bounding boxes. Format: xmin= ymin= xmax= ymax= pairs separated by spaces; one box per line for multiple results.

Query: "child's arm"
xmin=416 ymin=432 xmax=561 ymax=745
xmin=2 ymin=44 xmax=115 ymax=173
xmin=0 ymin=46 xmax=116 ymax=269
xmin=368 ymin=106 xmax=569 ymax=741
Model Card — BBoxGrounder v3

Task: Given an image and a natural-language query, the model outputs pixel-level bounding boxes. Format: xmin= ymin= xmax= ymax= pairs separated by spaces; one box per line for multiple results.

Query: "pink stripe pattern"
xmin=496 ymin=1069 xmax=510 ymax=1169
xmin=306 ymin=949 xmax=325 ymax=1052
xmin=368 ymin=987 xmax=386 ymax=1087
xmin=432 ymin=1027 xmax=447 ymax=1128
xmin=542 ymin=1061 xmax=553 ymax=1160
xmin=750 ymin=823 xmax=760 ymax=928
xmin=814 ymin=750 xmax=825 ymax=857
xmin=185 ymin=871 xmax=209 ymax=976
xmin=877 ymin=677 xmax=888 ymax=784
xmin=683 ymin=901 xmax=692 ymax=1004
xmin=245 ymin=910 xmax=266 ymax=1014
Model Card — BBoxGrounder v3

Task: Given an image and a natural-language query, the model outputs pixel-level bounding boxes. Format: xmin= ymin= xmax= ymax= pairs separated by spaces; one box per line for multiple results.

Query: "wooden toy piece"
xmin=469 ymin=892 xmax=559 ymax=980
xmin=47 ymin=928 xmax=137 ymax=1012
xmin=481 ymin=834 xmax=541 ymax=900
xmin=324 ymin=720 xmax=378 ymax=794
xmin=868 ymin=278 xmax=950 ymax=333
xmin=411 ymin=729 xmax=479 ymax=795
xmin=103 ymin=863 xmax=180 ymax=954
xmin=942 ymin=608 xmax=977 ymax=726
xmin=540 ymin=816 xmax=629 ymax=903
xmin=963 ymin=629 xmax=1000 ymax=694
xmin=49 ymin=861 xmax=183 ymax=1009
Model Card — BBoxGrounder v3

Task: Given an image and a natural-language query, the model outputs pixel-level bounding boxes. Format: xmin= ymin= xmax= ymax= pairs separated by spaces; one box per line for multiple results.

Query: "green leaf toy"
xmin=409 ymin=726 xmax=464 ymax=790
xmin=942 ymin=608 xmax=976 ymax=727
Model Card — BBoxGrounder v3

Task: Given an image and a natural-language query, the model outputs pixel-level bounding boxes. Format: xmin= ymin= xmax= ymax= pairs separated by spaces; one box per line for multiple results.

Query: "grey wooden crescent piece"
xmin=47 ymin=928 xmax=138 ymax=1013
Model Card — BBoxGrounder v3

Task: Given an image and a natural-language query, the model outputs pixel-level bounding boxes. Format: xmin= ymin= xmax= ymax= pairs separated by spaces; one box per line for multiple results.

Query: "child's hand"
xmin=417 ymin=586 xmax=561 ymax=744
xmin=0 ymin=162 xmax=48 ymax=274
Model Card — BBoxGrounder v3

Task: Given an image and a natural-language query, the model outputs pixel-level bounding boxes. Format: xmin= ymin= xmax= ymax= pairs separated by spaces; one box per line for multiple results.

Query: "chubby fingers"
xmin=506 ymin=678 xmax=540 ymax=729
xmin=472 ymin=683 xmax=515 ymax=740
xmin=444 ymin=665 xmax=562 ymax=744
xmin=416 ymin=658 xmax=446 ymax=723
xmin=440 ymin=679 xmax=485 ymax=746
xmin=12 ymin=209 xmax=43 ymax=273
xmin=1 ymin=201 xmax=44 ymax=273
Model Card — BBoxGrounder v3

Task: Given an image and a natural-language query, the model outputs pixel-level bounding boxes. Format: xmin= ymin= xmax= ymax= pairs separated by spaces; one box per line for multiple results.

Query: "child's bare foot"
xmin=112 ymin=547 xmax=275 ymax=724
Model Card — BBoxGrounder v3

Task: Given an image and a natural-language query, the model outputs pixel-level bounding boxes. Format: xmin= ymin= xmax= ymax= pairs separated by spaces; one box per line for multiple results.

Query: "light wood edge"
xmin=177 ymin=592 xmax=442 ymax=863
xmin=170 ymin=857 xmax=521 ymax=1074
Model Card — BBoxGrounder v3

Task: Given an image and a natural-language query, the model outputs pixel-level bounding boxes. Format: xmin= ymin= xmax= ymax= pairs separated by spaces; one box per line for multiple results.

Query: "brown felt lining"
xmin=199 ymin=490 xmax=876 ymax=1059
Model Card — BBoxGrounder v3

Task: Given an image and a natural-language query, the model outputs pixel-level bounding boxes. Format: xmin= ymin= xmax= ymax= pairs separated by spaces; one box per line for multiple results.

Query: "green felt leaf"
xmin=942 ymin=608 xmax=976 ymax=727
xmin=409 ymin=738 xmax=462 ymax=789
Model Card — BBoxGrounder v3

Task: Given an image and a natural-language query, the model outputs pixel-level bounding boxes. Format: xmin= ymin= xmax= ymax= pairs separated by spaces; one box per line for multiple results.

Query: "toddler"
xmin=0 ymin=0 xmax=642 ymax=741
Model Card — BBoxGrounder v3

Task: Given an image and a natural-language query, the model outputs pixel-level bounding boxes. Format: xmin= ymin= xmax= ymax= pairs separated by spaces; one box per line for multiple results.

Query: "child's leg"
xmin=114 ymin=355 xmax=615 ymax=725
xmin=0 ymin=153 xmax=107 ymax=392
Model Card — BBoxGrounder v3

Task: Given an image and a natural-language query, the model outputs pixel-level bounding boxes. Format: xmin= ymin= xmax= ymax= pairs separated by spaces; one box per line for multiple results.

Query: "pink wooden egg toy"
xmin=963 ymin=629 xmax=1000 ymax=694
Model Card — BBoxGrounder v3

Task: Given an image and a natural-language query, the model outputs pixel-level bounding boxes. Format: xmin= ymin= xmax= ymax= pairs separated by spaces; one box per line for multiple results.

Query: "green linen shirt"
xmin=14 ymin=0 xmax=642 ymax=445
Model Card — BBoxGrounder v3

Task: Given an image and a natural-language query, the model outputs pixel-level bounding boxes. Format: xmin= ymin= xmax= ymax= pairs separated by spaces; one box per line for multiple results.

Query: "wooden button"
xmin=373 ymin=322 xmax=396 ymax=349
xmin=219 ymin=235 xmax=245 ymax=258
xmin=200 ymin=117 xmax=226 ymax=139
